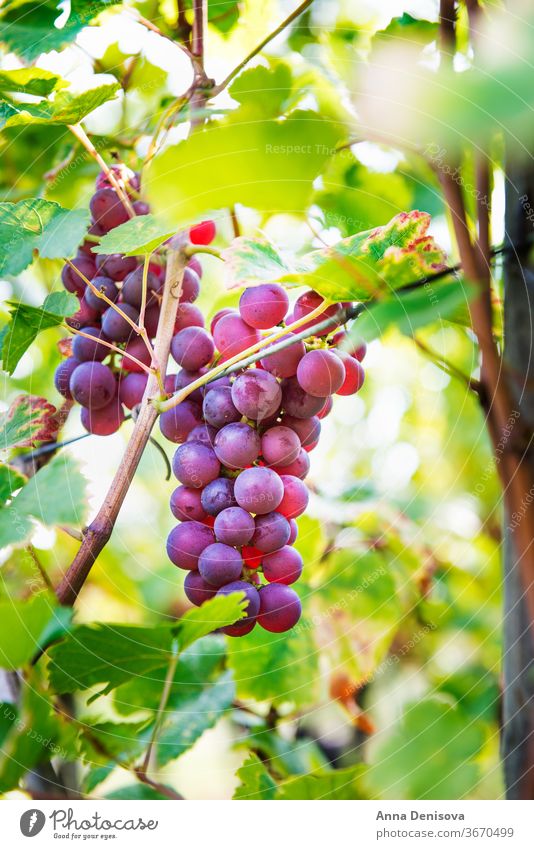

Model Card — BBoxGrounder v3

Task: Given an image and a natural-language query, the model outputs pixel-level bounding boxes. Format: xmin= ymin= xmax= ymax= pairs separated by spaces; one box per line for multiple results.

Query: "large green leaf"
xmin=0 ymin=394 xmax=59 ymax=450
xmin=278 ymin=764 xmax=368 ymax=800
xmin=147 ymin=109 xmax=343 ymax=228
xmin=0 ymin=199 xmax=90 ymax=276
xmin=352 ymin=279 xmax=475 ymax=342
xmin=1 ymin=292 xmax=79 ymax=375
xmin=367 ymin=698 xmax=485 ymax=799
xmin=156 ymin=669 xmax=235 ymax=766
xmin=233 ymin=753 xmax=277 ymax=800
xmin=94 ymin=213 xmax=175 ymax=257
xmin=0 ymin=83 xmax=120 ymax=129
xmin=0 ymin=67 xmax=66 ymax=97
xmin=0 ymin=1 xmax=117 ymax=62
xmin=0 ymin=593 xmax=64 ymax=669
xmin=226 ymin=617 xmax=319 ymax=708
xmin=48 ymin=595 xmax=246 ymax=698
xmin=0 ymin=454 xmax=88 ymax=549
xmin=222 ymin=236 xmax=293 ymax=290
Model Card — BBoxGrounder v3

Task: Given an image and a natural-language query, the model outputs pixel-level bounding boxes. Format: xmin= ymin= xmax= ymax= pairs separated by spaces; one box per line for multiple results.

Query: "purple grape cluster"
xmin=54 ymin=166 xmax=203 ymax=435
xmin=164 ymin=283 xmax=367 ymax=637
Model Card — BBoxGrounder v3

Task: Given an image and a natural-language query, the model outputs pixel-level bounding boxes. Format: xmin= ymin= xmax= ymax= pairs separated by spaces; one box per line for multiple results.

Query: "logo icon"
xmin=20 ymin=810 xmax=46 ymax=837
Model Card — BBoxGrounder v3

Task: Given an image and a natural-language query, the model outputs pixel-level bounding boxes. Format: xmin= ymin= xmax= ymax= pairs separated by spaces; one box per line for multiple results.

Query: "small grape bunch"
xmin=163 ymin=282 xmax=366 ymax=637
xmin=54 ymin=167 xmax=208 ymax=435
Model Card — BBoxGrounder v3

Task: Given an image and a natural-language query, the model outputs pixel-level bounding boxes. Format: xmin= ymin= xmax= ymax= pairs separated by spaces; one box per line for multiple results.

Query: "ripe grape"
xmin=217 ymin=581 xmax=260 ymax=625
xmin=239 ymin=283 xmax=289 ymax=329
xmin=258 ymin=584 xmax=301 ymax=632
xmin=231 ymin=369 xmax=282 ymax=422
xmin=172 ymin=442 xmax=221 ymax=488
xmin=281 ymin=376 xmax=324 ymax=418
xmin=317 ymin=396 xmax=333 ymax=419
xmin=201 ymin=477 xmax=236 ymax=516
xmin=234 ymin=467 xmax=284 ymax=515
xmin=167 ymin=520 xmax=215 ymax=570
xmin=288 ymin=519 xmax=298 ymax=545
xmin=61 ymin=254 xmax=95 ymax=295
xmin=171 ymin=327 xmax=214 ymax=371
xmin=72 ymin=326 xmax=110 ymax=362
xmin=272 ymin=448 xmax=310 ymax=480
xmin=213 ymin=422 xmax=261 ymax=469
xmin=198 ymin=543 xmax=243 ymax=587
xmin=84 ymin=276 xmax=119 ymax=313
xmin=90 ymin=187 xmax=129 ymax=232
xmin=54 ymin=357 xmax=81 ymax=400
xmin=334 ymin=351 xmax=365 ymax=395
xmin=101 ymin=303 xmax=139 ymax=342
xmin=187 ymin=423 xmax=217 ymax=446
xmin=67 ymin=296 xmax=99 ymax=330
xmin=180 ymin=267 xmax=200 ymax=303
xmin=213 ymin=313 xmax=261 ymax=359
xmin=80 ymin=397 xmax=125 ymax=435
xmin=170 ymin=486 xmax=207 ymax=522
xmin=293 ymin=290 xmax=346 ymax=336
xmin=296 ymin=349 xmax=345 ymax=397
xmin=281 ymin=414 xmax=321 ymax=447
xmin=261 ymin=425 xmax=301 ymax=467
xmin=187 ymin=256 xmax=203 ymax=279
xmin=144 ymin=304 xmax=161 ymax=338
xmin=175 ymin=303 xmax=205 ymax=332
xmin=251 ymin=511 xmax=290 ymax=553
xmin=260 ymin=333 xmax=305 ymax=378
xmin=277 ymin=474 xmax=309 ymax=519
xmin=263 ymin=546 xmax=303 ymax=585
xmin=118 ymin=372 xmax=147 ymax=408
xmin=210 ymin=308 xmax=234 ymax=336
xmin=190 ymin=220 xmax=216 ymax=245
xmin=183 ymin=571 xmax=217 ymax=606
xmin=332 ymin=331 xmax=367 ymax=362
xmin=214 ymin=507 xmax=255 ymax=547
xmin=69 ymin=362 xmax=116 ymax=409
xmin=133 ymin=200 xmax=150 ymax=215
xmin=174 ymin=368 xmax=206 ymax=404
xmin=241 ymin=546 xmax=263 ymax=570
xmin=121 ymin=338 xmax=152 ymax=373
xmin=122 ymin=267 xmax=161 ymax=308
xmin=159 ymin=399 xmax=203 ymax=443
xmin=95 ymin=253 xmax=137 ymax=281
xmin=203 ymin=386 xmax=240 ymax=429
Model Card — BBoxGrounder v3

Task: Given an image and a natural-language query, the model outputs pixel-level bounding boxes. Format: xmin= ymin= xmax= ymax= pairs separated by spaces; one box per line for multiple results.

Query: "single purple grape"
xmin=101 ymin=303 xmax=139 ymax=342
xmin=84 ymin=276 xmax=118 ymax=313
xmin=170 ymin=486 xmax=207 ymax=522
xmin=174 ymin=303 xmax=205 ymax=332
xmin=80 ymin=397 xmax=124 ymax=436
xmin=260 ymin=333 xmax=306 ymax=378
xmin=258 ymin=584 xmax=301 ymax=632
xmin=251 ymin=511 xmax=291 ymax=553
xmin=69 ymin=361 xmax=116 ymax=409
xmin=171 ymin=327 xmax=215 ymax=371
xmin=288 ymin=518 xmax=298 ymax=545
xmin=296 ymin=349 xmax=345 ymax=397
xmin=277 ymin=474 xmax=309 ymax=519
xmin=167 ymin=521 xmax=215 ymax=570
xmin=95 ymin=253 xmax=138 ymax=281
xmin=172 ymin=442 xmax=221 ymax=488
xmin=54 ymin=357 xmax=81 ymax=400
xmin=213 ymin=313 xmax=261 ymax=359
xmin=213 ymin=422 xmax=261 ymax=469
xmin=174 ymin=368 xmax=206 ymax=404
xmin=263 ymin=546 xmax=303 ymax=585
xmin=159 ymin=399 xmax=203 ymax=443
xmin=180 ymin=267 xmax=200 ymax=303
xmin=72 ymin=326 xmax=110 ymax=362
xmin=203 ymin=386 xmax=241 ymax=428
xmin=239 ymin=284 xmax=289 ymax=329
xmin=118 ymin=372 xmax=147 ymax=408
xmin=183 ymin=571 xmax=217 ymax=606
xmin=272 ymin=448 xmax=310 ymax=480
xmin=280 ymin=414 xmax=321 ymax=447
xmin=234 ymin=467 xmax=284 ymax=515
xmin=281 ymin=376 xmax=324 ymax=418
xmin=214 ymin=507 xmax=255 ymax=546
xmin=198 ymin=543 xmax=243 ymax=587
xmin=187 ymin=424 xmax=217 ymax=446
xmin=61 ymin=254 xmax=95 ymax=295
xmin=200 ymin=477 xmax=237 ymax=516
xmin=121 ymin=267 xmax=160 ymax=308
xmin=231 ymin=369 xmax=282 ymax=422
xmin=261 ymin=425 xmax=301 ymax=467
xmin=90 ymin=187 xmax=130 ymax=232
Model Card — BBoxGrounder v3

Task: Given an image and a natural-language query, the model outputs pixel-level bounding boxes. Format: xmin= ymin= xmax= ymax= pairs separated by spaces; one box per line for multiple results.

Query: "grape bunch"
xmin=53 ymin=165 xmax=210 ymax=436
xmin=164 ymin=283 xmax=366 ymax=637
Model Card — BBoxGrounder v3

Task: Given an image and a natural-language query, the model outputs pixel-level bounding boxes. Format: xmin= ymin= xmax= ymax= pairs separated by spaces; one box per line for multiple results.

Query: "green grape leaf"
xmin=94 ymin=213 xmax=175 ymax=256
xmin=1 ymin=291 xmax=79 ymax=375
xmin=233 ymin=753 xmax=277 ymax=800
xmin=0 ymin=593 xmax=64 ymax=670
xmin=0 ymin=199 xmax=90 ymax=276
xmin=0 ymin=67 xmax=66 ymax=97
xmin=228 ymin=63 xmax=294 ymax=118
xmin=371 ymin=13 xmax=438 ymax=53
xmin=0 ymin=462 xmax=26 ymax=505
xmin=0 ymin=1 xmax=117 ymax=62
xmin=281 ymin=211 xmax=447 ymax=302
xmin=278 ymin=764 xmax=368 ymax=800
xmin=226 ymin=618 xmax=319 ymax=708
xmin=352 ymin=279 xmax=475 ymax=343
xmin=0 ymin=82 xmax=120 ymax=128
xmin=147 ymin=109 xmax=342 ymax=228
xmin=48 ymin=595 xmax=246 ymax=698
xmin=106 ymin=784 xmax=169 ymax=800
xmin=367 ymin=698 xmax=485 ymax=799
xmin=79 ymin=720 xmax=151 ymax=766
xmin=156 ymin=669 xmax=235 ymax=765
xmin=0 ymin=393 xmax=59 ymax=450
xmin=0 ymin=454 xmax=88 ymax=549
xmin=222 ymin=236 xmax=293 ymax=289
